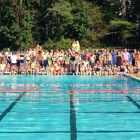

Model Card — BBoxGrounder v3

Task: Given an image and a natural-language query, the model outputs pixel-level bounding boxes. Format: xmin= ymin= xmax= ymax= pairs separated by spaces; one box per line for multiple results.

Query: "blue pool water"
xmin=0 ymin=75 xmax=140 ymax=140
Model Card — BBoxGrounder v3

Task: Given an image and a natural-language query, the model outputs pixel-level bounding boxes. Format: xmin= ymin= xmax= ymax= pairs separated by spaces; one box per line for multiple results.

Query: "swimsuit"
xmin=43 ymin=60 xmax=48 ymax=67
xmin=26 ymin=54 xmax=30 ymax=61
xmin=107 ymin=61 xmax=112 ymax=65
xmin=48 ymin=58 xmax=52 ymax=63
xmin=46 ymin=67 xmax=50 ymax=72
xmin=96 ymin=68 xmax=101 ymax=71
xmin=20 ymin=54 xmax=25 ymax=63
xmin=59 ymin=60 xmax=63 ymax=65
xmin=65 ymin=56 xmax=69 ymax=62
xmin=17 ymin=60 xmax=20 ymax=66
xmin=55 ymin=70 xmax=60 ymax=73
xmin=38 ymin=60 xmax=42 ymax=67
xmin=120 ymin=68 xmax=125 ymax=72
xmin=7 ymin=63 xmax=11 ymax=68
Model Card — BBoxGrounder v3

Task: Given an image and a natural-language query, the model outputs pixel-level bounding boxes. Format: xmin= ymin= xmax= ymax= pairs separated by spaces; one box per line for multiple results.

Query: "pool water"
xmin=0 ymin=75 xmax=140 ymax=140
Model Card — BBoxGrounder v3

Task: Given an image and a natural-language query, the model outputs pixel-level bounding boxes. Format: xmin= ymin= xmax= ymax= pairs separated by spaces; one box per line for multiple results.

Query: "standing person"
xmin=95 ymin=50 xmax=99 ymax=64
xmin=132 ymin=49 xmax=137 ymax=66
xmin=81 ymin=50 xmax=86 ymax=61
xmin=47 ymin=53 xmax=52 ymax=66
xmin=0 ymin=51 xmax=4 ymax=64
xmin=50 ymin=49 xmax=54 ymax=57
xmin=29 ymin=48 xmax=33 ymax=57
xmin=36 ymin=44 xmax=39 ymax=53
xmin=64 ymin=52 xmax=70 ymax=66
xmin=39 ymin=46 xmax=43 ymax=53
xmin=73 ymin=41 xmax=80 ymax=52
xmin=5 ymin=48 xmax=11 ymax=61
xmin=0 ymin=61 xmax=6 ymax=75
xmin=25 ymin=50 xmax=31 ymax=69
xmin=75 ymin=52 xmax=81 ymax=72
xmin=42 ymin=51 xmax=48 ymax=70
xmin=85 ymin=49 xmax=91 ymax=61
xmin=6 ymin=52 xmax=11 ymax=72
xmin=58 ymin=51 xmax=64 ymax=66
xmin=52 ymin=52 xmax=58 ymax=63
xmin=72 ymin=41 xmax=77 ymax=52
xmin=16 ymin=51 xmax=21 ymax=73
xmin=68 ymin=49 xmax=75 ymax=73
xmin=135 ymin=51 xmax=140 ymax=68
xmin=116 ymin=51 xmax=122 ymax=67
xmin=111 ymin=50 xmax=117 ymax=66
xmin=122 ymin=48 xmax=130 ymax=64
xmin=30 ymin=60 xmax=36 ymax=75
xmin=90 ymin=51 xmax=96 ymax=67
xmin=74 ymin=52 xmax=79 ymax=65
xmin=32 ymin=48 xmax=37 ymax=61
xmin=20 ymin=50 xmax=25 ymax=69
xmin=11 ymin=52 xmax=17 ymax=69
xmin=99 ymin=52 xmax=104 ymax=64
xmin=36 ymin=50 xmax=43 ymax=72
xmin=107 ymin=51 xmax=112 ymax=66
xmin=56 ymin=50 xmax=59 ymax=58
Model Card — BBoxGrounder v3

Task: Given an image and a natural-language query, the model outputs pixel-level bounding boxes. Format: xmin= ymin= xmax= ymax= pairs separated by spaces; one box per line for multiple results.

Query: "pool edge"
xmin=123 ymin=74 xmax=140 ymax=81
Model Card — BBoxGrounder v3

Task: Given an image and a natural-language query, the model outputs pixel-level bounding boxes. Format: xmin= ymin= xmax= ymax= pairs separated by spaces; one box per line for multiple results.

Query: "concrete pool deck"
xmin=124 ymin=73 xmax=140 ymax=81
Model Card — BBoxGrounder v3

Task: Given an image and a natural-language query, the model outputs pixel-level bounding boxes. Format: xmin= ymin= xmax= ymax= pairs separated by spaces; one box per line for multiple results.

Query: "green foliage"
xmin=42 ymin=39 xmax=56 ymax=50
xmin=48 ymin=0 xmax=73 ymax=41
xmin=110 ymin=1 xmax=120 ymax=7
xmin=42 ymin=37 xmax=72 ymax=51
xmin=71 ymin=1 xmax=108 ymax=47
xmin=0 ymin=0 xmax=140 ymax=50
xmin=59 ymin=37 xmax=72 ymax=50
xmin=110 ymin=19 xmax=135 ymax=38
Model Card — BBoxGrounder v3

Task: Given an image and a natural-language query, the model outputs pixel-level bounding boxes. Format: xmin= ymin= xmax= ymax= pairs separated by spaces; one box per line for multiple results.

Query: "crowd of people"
xmin=0 ymin=43 xmax=140 ymax=76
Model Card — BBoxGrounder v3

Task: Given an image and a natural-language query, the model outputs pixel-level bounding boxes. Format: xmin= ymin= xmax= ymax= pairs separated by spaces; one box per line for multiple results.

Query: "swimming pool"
xmin=0 ymin=75 xmax=140 ymax=140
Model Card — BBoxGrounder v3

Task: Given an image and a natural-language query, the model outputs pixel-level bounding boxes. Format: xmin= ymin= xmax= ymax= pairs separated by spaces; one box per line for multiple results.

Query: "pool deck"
xmin=124 ymin=73 xmax=140 ymax=81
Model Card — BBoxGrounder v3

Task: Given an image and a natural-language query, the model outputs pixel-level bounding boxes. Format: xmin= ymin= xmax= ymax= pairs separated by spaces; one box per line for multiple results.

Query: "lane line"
xmin=0 ymin=89 xmax=44 ymax=93
xmin=70 ymin=94 xmax=77 ymax=140
xmin=0 ymin=130 xmax=139 ymax=133
xmin=0 ymin=92 xmax=26 ymax=121
xmin=68 ymin=90 xmax=140 ymax=93
xmin=6 ymin=111 xmax=140 ymax=114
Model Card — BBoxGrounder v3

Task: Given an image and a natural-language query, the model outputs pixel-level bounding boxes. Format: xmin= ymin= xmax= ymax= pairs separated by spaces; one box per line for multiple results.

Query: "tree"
xmin=48 ymin=0 xmax=73 ymax=41
xmin=0 ymin=0 xmax=40 ymax=50
xmin=0 ymin=0 xmax=139 ymax=50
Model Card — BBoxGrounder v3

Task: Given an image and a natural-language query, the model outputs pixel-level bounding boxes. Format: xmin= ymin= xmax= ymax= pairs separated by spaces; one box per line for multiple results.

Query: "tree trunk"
xmin=121 ymin=0 xmax=126 ymax=18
